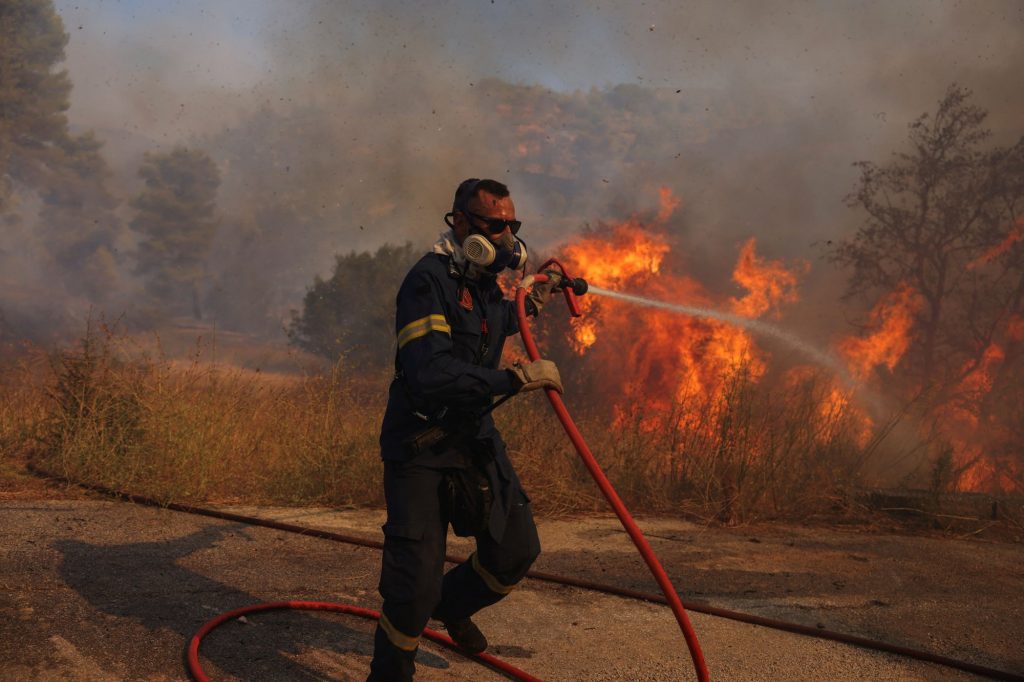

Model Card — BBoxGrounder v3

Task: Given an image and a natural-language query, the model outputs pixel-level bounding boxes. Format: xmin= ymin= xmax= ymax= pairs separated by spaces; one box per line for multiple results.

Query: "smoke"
xmin=3 ymin=0 xmax=1022 ymax=342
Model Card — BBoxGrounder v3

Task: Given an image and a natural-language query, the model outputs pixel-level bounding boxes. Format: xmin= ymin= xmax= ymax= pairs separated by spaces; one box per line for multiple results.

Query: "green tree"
xmin=288 ymin=242 xmax=420 ymax=366
xmin=0 ymin=0 xmax=71 ymax=211
xmin=832 ymin=85 xmax=1024 ymax=395
xmin=130 ymin=147 xmax=221 ymax=318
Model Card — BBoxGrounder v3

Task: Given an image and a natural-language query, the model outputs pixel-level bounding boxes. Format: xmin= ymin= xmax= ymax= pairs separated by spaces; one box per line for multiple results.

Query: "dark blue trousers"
xmin=367 ymin=457 xmax=540 ymax=681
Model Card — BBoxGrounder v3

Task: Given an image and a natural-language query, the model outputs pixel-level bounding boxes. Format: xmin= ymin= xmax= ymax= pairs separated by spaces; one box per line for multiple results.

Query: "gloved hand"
xmin=509 ymin=359 xmax=563 ymax=393
xmin=526 ymin=270 xmax=565 ymax=316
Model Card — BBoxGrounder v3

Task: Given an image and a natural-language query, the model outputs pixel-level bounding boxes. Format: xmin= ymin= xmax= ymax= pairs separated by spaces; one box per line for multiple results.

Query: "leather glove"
xmin=508 ymin=359 xmax=563 ymax=393
xmin=526 ymin=270 xmax=565 ymax=316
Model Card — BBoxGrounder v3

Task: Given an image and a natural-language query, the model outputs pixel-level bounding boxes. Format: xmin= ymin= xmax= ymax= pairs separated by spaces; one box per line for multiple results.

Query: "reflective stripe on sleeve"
xmin=379 ymin=613 xmax=421 ymax=651
xmin=471 ymin=552 xmax=516 ymax=595
xmin=397 ymin=314 xmax=451 ymax=349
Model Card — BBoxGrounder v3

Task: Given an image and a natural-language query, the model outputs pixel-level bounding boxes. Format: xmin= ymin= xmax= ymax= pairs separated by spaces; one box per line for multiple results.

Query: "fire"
xmin=536 ymin=188 xmax=1018 ymax=494
xmin=558 ymin=188 xmax=804 ymax=421
xmin=1007 ymin=315 xmax=1024 ymax=342
xmin=819 ymin=287 xmax=927 ymax=450
xmin=561 ymin=217 xmax=670 ymax=288
xmin=829 ymin=285 xmax=1022 ymax=494
xmin=931 ymin=342 xmax=1021 ymax=493
xmin=836 ymin=284 xmax=923 ymax=380
xmin=783 ymin=366 xmax=874 ymax=448
xmin=656 ymin=186 xmax=682 ymax=223
xmin=966 ymin=217 xmax=1024 ymax=270
xmin=729 ymin=238 xmax=808 ymax=319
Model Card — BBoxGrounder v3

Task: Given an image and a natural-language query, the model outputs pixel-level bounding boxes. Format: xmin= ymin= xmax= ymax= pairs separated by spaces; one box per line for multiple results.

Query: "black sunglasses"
xmin=465 ymin=210 xmax=522 ymax=236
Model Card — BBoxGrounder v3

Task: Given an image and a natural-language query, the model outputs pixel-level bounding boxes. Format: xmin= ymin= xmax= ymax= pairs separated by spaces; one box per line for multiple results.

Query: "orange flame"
xmin=559 ymin=189 xmax=782 ymax=421
xmin=729 ymin=238 xmax=808 ymax=319
xmin=528 ymin=189 xmax=1017 ymax=493
xmin=656 ymin=186 xmax=682 ymax=223
xmin=1006 ymin=315 xmax=1024 ymax=342
xmin=836 ymin=284 xmax=923 ymax=380
xmin=966 ymin=217 xmax=1024 ymax=270
xmin=931 ymin=342 xmax=1012 ymax=491
xmin=783 ymin=366 xmax=874 ymax=448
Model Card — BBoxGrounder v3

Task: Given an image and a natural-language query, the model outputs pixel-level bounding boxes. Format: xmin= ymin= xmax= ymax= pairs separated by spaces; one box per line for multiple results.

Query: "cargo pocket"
xmin=379 ymin=520 xmax=427 ymax=603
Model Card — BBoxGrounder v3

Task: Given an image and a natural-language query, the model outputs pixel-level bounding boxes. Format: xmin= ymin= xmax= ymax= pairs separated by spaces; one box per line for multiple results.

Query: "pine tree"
xmin=37 ymin=131 xmax=123 ymax=300
xmin=0 ymin=0 xmax=72 ymax=211
xmin=130 ymin=147 xmax=221 ymax=318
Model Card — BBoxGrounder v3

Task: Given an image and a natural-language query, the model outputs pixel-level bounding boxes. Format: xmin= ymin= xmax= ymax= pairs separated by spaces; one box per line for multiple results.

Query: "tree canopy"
xmin=288 ymin=242 xmax=420 ymax=366
xmin=833 ymin=85 xmax=1024 ymax=394
xmin=130 ymin=147 xmax=221 ymax=318
xmin=833 ymin=85 xmax=1024 ymax=490
xmin=0 ymin=0 xmax=72 ymax=211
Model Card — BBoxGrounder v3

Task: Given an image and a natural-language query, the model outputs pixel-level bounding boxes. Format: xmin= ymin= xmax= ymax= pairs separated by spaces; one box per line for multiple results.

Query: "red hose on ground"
xmin=516 ymin=269 xmax=710 ymax=682
xmin=187 ymin=601 xmax=542 ymax=682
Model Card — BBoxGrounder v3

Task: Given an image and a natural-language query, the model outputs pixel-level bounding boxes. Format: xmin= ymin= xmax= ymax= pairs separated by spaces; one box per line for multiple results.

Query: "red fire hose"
xmin=516 ymin=261 xmax=710 ymax=682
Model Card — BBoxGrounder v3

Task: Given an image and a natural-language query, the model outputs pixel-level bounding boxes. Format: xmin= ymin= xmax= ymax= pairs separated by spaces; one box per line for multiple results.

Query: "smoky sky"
xmin=54 ymin=0 xmax=1024 ymax=231
xmin=8 ymin=0 xmax=1023 ymax=338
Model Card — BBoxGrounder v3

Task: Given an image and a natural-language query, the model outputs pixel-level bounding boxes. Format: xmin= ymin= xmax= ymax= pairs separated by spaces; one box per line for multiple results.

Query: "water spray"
xmin=587 ymin=284 xmax=853 ymax=383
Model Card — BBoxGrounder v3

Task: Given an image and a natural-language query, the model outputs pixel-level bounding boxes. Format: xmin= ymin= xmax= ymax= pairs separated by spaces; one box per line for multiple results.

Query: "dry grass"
xmin=3 ymin=324 xmax=386 ymax=506
xmin=492 ymin=367 xmax=887 ymax=523
xmin=0 ymin=326 xmax=979 ymax=523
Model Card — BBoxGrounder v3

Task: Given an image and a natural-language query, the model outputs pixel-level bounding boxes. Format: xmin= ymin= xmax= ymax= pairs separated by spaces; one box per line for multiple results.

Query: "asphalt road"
xmin=2 ymin=496 xmax=1022 ymax=681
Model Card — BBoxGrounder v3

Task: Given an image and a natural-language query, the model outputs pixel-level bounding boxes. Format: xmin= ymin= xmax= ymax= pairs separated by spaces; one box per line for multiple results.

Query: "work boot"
xmin=440 ymin=617 xmax=488 ymax=654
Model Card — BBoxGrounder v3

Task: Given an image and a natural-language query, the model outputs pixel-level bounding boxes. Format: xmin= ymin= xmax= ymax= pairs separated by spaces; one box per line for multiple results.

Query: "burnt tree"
xmin=833 ymin=86 xmax=1024 ymax=490
xmin=833 ymin=85 xmax=1024 ymax=397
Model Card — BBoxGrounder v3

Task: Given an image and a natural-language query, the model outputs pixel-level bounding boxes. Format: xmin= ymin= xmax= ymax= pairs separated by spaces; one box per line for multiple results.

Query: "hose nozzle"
xmin=566 ymin=277 xmax=588 ymax=296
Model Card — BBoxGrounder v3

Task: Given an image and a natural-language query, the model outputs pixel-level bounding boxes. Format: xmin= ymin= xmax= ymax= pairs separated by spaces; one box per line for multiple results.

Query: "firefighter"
xmin=367 ymin=178 xmax=563 ymax=681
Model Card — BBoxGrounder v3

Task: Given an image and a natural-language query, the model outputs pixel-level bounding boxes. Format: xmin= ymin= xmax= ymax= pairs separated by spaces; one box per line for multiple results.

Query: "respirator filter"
xmin=463 ymin=233 xmax=527 ymax=273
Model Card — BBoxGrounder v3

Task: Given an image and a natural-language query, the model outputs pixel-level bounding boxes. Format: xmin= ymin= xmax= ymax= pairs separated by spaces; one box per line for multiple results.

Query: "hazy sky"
xmin=35 ymin=0 xmax=1024 ymax=329
xmin=54 ymin=1 xmax=1023 ymax=143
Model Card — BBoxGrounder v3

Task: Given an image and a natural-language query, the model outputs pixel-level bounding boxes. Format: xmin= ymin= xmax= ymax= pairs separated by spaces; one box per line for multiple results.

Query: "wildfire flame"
xmin=836 ymin=284 xmax=923 ymax=381
xmin=829 ymin=285 xmax=1022 ymax=493
xmin=559 ymin=188 xmax=806 ymax=419
xmin=966 ymin=218 xmax=1024 ymax=270
xmin=536 ymin=189 xmax=1018 ymax=493
xmin=729 ymin=238 xmax=808 ymax=319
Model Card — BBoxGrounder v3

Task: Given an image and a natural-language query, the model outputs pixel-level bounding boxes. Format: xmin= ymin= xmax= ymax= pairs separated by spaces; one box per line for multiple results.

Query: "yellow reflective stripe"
xmin=379 ymin=613 xmax=420 ymax=651
xmin=397 ymin=314 xmax=451 ymax=349
xmin=471 ymin=552 xmax=515 ymax=595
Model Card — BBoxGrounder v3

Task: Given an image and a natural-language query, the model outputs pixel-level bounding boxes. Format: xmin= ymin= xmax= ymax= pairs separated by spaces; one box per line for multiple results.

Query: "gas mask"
xmin=462 ymin=229 xmax=528 ymax=275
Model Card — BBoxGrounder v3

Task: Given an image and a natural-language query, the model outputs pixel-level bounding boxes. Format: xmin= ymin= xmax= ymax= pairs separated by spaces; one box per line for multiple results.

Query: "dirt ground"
xmin=2 ymin=479 xmax=1022 ymax=681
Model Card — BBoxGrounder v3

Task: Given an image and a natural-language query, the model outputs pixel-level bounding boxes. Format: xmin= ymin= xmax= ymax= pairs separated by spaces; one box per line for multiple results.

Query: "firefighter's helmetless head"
xmin=444 ymin=178 xmax=527 ymax=273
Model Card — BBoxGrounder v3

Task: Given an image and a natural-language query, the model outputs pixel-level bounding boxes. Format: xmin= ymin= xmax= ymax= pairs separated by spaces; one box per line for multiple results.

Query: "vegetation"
xmin=1 ymin=5 xmax=1020 ymax=524
xmin=287 ymin=242 xmax=420 ymax=366
xmin=832 ymin=85 xmax=1024 ymax=488
xmin=6 ymin=325 xmax=385 ymax=505
xmin=0 ymin=326 xmax=915 ymax=523
xmin=37 ymin=131 xmax=124 ymax=299
xmin=130 ymin=147 xmax=221 ymax=319
xmin=0 ymin=0 xmax=71 ymax=211
xmin=834 ymin=85 xmax=1024 ymax=395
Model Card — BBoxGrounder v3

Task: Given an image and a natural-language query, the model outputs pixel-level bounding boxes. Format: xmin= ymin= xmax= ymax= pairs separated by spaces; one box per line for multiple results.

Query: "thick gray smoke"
xmin=2 ymin=0 xmax=1022 ymax=343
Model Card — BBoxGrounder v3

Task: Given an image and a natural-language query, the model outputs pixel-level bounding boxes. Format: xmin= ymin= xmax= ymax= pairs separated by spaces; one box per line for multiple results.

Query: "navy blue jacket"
xmin=380 ymin=252 xmax=520 ymax=462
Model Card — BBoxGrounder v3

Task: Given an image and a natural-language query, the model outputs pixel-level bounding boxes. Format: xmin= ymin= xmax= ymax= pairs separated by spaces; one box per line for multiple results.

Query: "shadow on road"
xmin=54 ymin=522 xmax=449 ymax=680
